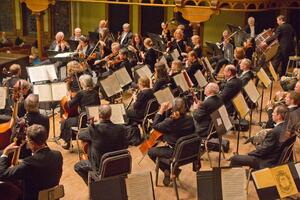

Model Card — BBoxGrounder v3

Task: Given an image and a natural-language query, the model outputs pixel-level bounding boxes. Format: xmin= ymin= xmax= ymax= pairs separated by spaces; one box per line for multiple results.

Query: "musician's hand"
xmin=261 ymin=42 xmax=268 ymax=48
xmin=158 ymin=102 xmax=170 ymax=114
xmin=192 ymin=101 xmax=202 ymax=110
xmin=94 ymin=60 xmax=100 ymax=65
xmin=3 ymin=142 xmax=19 ymax=156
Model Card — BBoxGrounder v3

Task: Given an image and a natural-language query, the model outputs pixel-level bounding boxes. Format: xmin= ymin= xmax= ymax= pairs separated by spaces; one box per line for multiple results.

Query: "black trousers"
xmin=148 ymin=146 xmax=174 ymax=172
xmin=74 ymin=160 xmax=93 ymax=185
xmin=60 ymin=116 xmax=78 ymax=142
xmin=271 ymin=48 xmax=290 ymax=77
xmin=230 ymin=154 xmax=260 ymax=169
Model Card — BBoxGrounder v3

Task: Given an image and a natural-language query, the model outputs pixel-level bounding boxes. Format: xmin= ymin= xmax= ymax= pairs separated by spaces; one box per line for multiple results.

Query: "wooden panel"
xmin=0 ymin=0 xmax=15 ymax=32
xmin=22 ymin=3 xmax=37 ymax=35
xmin=50 ymin=1 xmax=71 ymax=38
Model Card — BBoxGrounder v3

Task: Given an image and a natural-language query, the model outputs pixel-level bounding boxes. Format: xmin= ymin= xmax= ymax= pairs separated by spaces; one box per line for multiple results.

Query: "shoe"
xmin=62 ymin=142 xmax=70 ymax=150
xmin=163 ymin=170 xmax=171 ymax=186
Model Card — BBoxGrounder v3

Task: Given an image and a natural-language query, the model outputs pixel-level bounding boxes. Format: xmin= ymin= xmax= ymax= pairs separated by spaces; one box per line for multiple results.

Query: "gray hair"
xmin=241 ymin=58 xmax=252 ymax=69
xmin=206 ymin=82 xmax=219 ymax=95
xmin=98 ymin=105 xmax=112 ymax=120
xmin=79 ymin=74 xmax=93 ymax=90
xmin=24 ymin=94 xmax=39 ymax=112
xmin=27 ymin=124 xmax=48 ymax=146
xmin=123 ymin=23 xmax=130 ymax=29
xmin=172 ymin=97 xmax=186 ymax=115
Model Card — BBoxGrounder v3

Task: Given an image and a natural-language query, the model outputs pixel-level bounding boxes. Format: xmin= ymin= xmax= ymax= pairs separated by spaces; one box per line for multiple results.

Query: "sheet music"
xmin=252 ymin=168 xmax=275 ymax=189
xmin=204 ymin=57 xmax=214 ymax=73
xmin=221 ymin=168 xmax=247 ymax=200
xmin=0 ymin=87 xmax=7 ymax=109
xmin=244 ymin=80 xmax=260 ymax=103
xmin=114 ymin=67 xmax=132 ymax=87
xmin=136 ymin=65 xmax=152 ymax=79
xmin=33 ymin=84 xmax=53 ymax=102
xmin=100 ymin=74 xmax=123 ymax=97
xmin=295 ymin=162 xmax=300 ymax=178
xmin=60 ymin=66 xmax=67 ymax=80
xmin=126 ymin=172 xmax=154 ymax=200
xmin=268 ymin=62 xmax=278 ymax=81
xmin=171 ymin=49 xmax=180 ymax=61
xmin=27 ymin=65 xmax=58 ymax=83
xmin=232 ymin=92 xmax=250 ymax=118
xmin=219 ymin=105 xmax=233 ymax=132
xmin=257 ymin=68 xmax=271 ymax=88
xmin=173 ymin=72 xmax=190 ymax=92
xmin=194 ymin=70 xmax=208 ymax=88
xmin=51 ymin=82 xmax=68 ymax=101
xmin=154 ymin=87 xmax=174 ymax=106
xmin=54 ymin=52 xmax=74 ymax=58
xmin=110 ymin=104 xmax=126 ymax=124
xmin=86 ymin=106 xmax=100 ymax=123
xmin=158 ymin=56 xmax=169 ymax=70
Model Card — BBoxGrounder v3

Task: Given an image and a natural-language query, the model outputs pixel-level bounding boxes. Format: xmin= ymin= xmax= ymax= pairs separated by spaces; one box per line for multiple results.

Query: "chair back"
xmin=277 ymin=135 xmax=297 ymax=164
xmin=172 ymin=134 xmax=202 ymax=168
xmin=144 ymin=98 xmax=159 ymax=117
xmin=99 ymin=149 xmax=132 ymax=179
xmin=78 ymin=112 xmax=88 ymax=129
xmin=38 ymin=185 xmax=64 ymax=200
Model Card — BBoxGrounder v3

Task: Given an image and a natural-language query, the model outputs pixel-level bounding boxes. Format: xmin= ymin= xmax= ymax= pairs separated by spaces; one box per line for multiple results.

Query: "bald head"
xmin=205 ymin=82 xmax=220 ymax=97
xmin=98 ymin=105 xmax=112 ymax=120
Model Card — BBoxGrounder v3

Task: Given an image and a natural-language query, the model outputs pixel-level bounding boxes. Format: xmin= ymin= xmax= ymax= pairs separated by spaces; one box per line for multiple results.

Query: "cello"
xmin=0 ymin=82 xmax=23 ymax=150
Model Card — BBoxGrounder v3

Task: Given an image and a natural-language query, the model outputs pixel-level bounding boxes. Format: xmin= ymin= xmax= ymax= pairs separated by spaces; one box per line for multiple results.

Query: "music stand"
xmin=268 ymin=62 xmax=278 ymax=100
xmin=67 ymin=40 xmax=79 ymax=52
xmin=243 ymin=80 xmax=261 ymax=138
xmin=256 ymin=67 xmax=272 ymax=124
xmin=232 ymin=92 xmax=250 ymax=154
xmin=88 ymin=31 xmax=99 ymax=44
xmin=210 ymin=105 xmax=233 ymax=167
xmin=205 ymin=42 xmax=222 ymax=57
xmin=194 ymin=70 xmax=208 ymax=100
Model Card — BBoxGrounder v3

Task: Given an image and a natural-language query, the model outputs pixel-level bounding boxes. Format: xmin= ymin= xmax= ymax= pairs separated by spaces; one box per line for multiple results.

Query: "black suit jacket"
xmin=249 ymin=122 xmax=284 ymax=168
xmin=193 ymin=95 xmax=223 ymax=137
xmin=266 ymin=23 xmax=295 ymax=57
xmin=144 ymin=48 xmax=157 ymax=72
xmin=152 ymin=78 xmax=169 ymax=92
xmin=153 ymin=113 xmax=195 ymax=146
xmin=244 ymin=24 xmax=261 ymax=36
xmin=69 ymin=89 xmax=100 ymax=112
xmin=133 ymin=88 xmax=155 ymax=119
xmin=0 ymin=147 xmax=63 ymax=200
xmin=119 ymin=32 xmax=133 ymax=48
xmin=49 ymin=40 xmax=70 ymax=52
xmin=240 ymin=70 xmax=254 ymax=87
xmin=187 ymin=60 xmax=204 ymax=86
xmin=219 ymin=76 xmax=242 ymax=114
xmin=78 ymin=120 xmax=128 ymax=170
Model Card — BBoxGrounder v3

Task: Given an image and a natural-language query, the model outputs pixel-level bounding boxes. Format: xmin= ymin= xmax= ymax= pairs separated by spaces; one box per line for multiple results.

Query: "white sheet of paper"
xmin=54 ymin=52 xmax=74 ymax=58
xmin=114 ymin=67 xmax=132 ymax=87
xmin=232 ymin=93 xmax=250 ymax=118
xmin=51 ymin=82 xmax=68 ymax=101
xmin=204 ymin=57 xmax=214 ymax=73
xmin=46 ymin=65 xmax=58 ymax=82
xmin=126 ymin=172 xmax=154 ymax=200
xmin=110 ymin=104 xmax=126 ymax=124
xmin=60 ymin=66 xmax=67 ymax=80
xmin=136 ymin=65 xmax=152 ymax=79
xmin=171 ymin=49 xmax=180 ymax=61
xmin=194 ymin=70 xmax=208 ymax=88
xmin=268 ymin=62 xmax=278 ymax=81
xmin=154 ymin=87 xmax=174 ymax=106
xmin=244 ymin=80 xmax=260 ymax=103
xmin=295 ymin=163 xmax=300 ymax=178
xmin=173 ymin=72 xmax=190 ymax=92
xmin=257 ymin=68 xmax=271 ymax=88
xmin=221 ymin=168 xmax=247 ymax=200
xmin=27 ymin=65 xmax=58 ymax=83
xmin=86 ymin=105 xmax=100 ymax=123
xmin=219 ymin=105 xmax=233 ymax=131
xmin=100 ymin=74 xmax=123 ymax=97
xmin=33 ymin=84 xmax=53 ymax=102
xmin=0 ymin=87 xmax=7 ymax=109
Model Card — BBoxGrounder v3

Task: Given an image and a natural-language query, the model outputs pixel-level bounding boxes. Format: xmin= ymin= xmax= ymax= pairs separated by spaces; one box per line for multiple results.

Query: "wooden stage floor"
xmin=46 ymin=81 xmax=300 ymax=200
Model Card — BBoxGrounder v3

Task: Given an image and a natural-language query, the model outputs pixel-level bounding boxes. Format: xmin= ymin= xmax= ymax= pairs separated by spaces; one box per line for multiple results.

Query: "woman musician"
xmin=167 ymin=28 xmax=187 ymax=59
xmin=128 ymin=34 xmax=145 ymax=64
xmin=161 ymin=22 xmax=171 ymax=44
xmin=152 ymin=63 xmax=170 ymax=92
xmin=60 ymin=74 xmax=100 ymax=149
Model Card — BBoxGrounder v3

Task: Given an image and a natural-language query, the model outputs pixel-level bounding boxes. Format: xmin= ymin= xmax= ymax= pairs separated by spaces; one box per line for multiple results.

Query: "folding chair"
xmin=38 ymin=185 xmax=64 ymax=200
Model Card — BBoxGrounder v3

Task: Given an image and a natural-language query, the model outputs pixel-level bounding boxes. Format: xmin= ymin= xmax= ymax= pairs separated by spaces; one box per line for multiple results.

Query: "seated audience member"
xmin=74 ymin=105 xmax=128 ymax=184
xmin=49 ymin=32 xmax=70 ymax=52
xmin=192 ymin=83 xmax=223 ymax=138
xmin=148 ymin=98 xmax=195 ymax=186
xmin=29 ymin=40 xmax=40 ymax=65
xmin=127 ymin=76 xmax=155 ymax=122
xmin=152 ymin=63 xmax=170 ymax=92
xmin=60 ymin=74 xmax=100 ymax=149
xmin=230 ymin=105 xmax=288 ymax=169
xmin=239 ymin=58 xmax=254 ymax=86
xmin=0 ymin=124 xmax=63 ymax=200
xmin=219 ymin=65 xmax=242 ymax=115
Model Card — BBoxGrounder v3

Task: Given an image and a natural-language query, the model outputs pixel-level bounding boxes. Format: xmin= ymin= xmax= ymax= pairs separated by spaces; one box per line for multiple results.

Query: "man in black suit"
xmin=185 ymin=51 xmax=204 ymax=86
xmin=74 ymin=105 xmax=128 ymax=184
xmin=230 ymin=105 xmax=288 ymax=169
xmin=239 ymin=58 xmax=254 ymax=87
xmin=193 ymin=83 xmax=223 ymax=138
xmin=219 ymin=65 xmax=242 ymax=115
xmin=0 ymin=124 xmax=63 ymax=200
xmin=119 ymin=23 xmax=133 ymax=48
xmin=148 ymin=98 xmax=195 ymax=186
xmin=244 ymin=17 xmax=260 ymax=38
xmin=127 ymin=76 xmax=155 ymax=122
xmin=263 ymin=15 xmax=295 ymax=77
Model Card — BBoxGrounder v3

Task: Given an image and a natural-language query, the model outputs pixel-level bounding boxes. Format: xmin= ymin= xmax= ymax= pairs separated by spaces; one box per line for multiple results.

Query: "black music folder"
xmin=68 ymin=40 xmax=79 ymax=51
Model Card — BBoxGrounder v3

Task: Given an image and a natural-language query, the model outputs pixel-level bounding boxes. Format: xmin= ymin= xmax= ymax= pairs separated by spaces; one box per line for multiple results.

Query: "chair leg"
xmin=206 ymin=151 xmax=213 ymax=168
xmin=76 ymin=132 xmax=81 ymax=160
xmin=171 ymin=167 xmax=179 ymax=200
xmin=155 ymin=158 xmax=159 ymax=186
xmin=69 ymin=137 xmax=73 ymax=153
xmin=246 ymin=168 xmax=253 ymax=194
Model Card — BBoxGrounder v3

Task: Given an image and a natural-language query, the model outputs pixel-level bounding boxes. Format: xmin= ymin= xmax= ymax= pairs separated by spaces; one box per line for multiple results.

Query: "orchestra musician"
xmin=66 ymin=60 xmax=86 ymax=93
xmin=168 ymin=28 xmax=187 ymax=58
xmin=69 ymin=27 xmax=83 ymax=41
xmin=230 ymin=105 xmax=288 ymax=169
xmin=0 ymin=124 xmax=63 ymax=200
xmin=99 ymin=28 xmax=113 ymax=57
xmin=76 ymin=36 xmax=94 ymax=59
xmin=13 ymin=80 xmax=32 ymax=118
xmin=280 ymin=68 xmax=300 ymax=91
xmin=109 ymin=48 xmax=132 ymax=76
xmin=126 ymin=76 xmax=155 ymax=123
xmin=233 ymin=47 xmax=245 ymax=74
xmin=95 ymin=20 xmax=108 ymax=39
xmin=119 ymin=23 xmax=133 ymax=48
xmin=169 ymin=60 xmax=182 ymax=77
xmin=60 ymin=74 xmax=100 ymax=149
xmin=244 ymin=17 xmax=260 ymax=38
xmin=191 ymin=35 xmax=202 ymax=58
xmin=147 ymin=98 xmax=195 ymax=186
xmin=128 ymin=34 xmax=145 ymax=63
xmin=192 ymin=83 xmax=223 ymax=139
xmin=49 ymin=32 xmax=70 ymax=52
xmin=243 ymin=37 xmax=256 ymax=60
xmin=219 ymin=65 xmax=242 ymax=115
xmin=239 ymin=58 xmax=254 ymax=87
xmin=141 ymin=38 xmax=157 ymax=72
xmin=161 ymin=22 xmax=171 ymax=43
xmin=185 ymin=51 xmax=204 ymax=86
xmin=262 ymin=15 xmax=295 ymax=77
xmin=74 ymin=104 xmax=128 ymax=185
xmin=152 ymin=63 xmax=170 ymax=92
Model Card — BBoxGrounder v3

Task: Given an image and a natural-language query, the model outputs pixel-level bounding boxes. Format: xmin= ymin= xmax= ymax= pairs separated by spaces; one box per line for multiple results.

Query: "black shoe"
xmin=62 ymin=142 xmax=70 ymax=150
xmin=163 ymin=170 xmax=171 ymax=186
